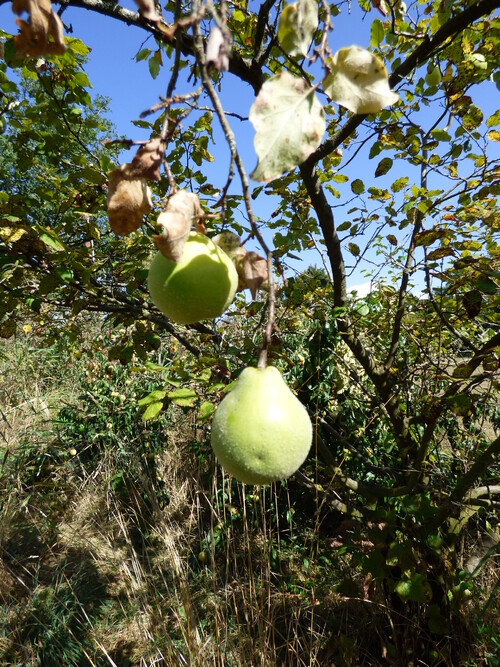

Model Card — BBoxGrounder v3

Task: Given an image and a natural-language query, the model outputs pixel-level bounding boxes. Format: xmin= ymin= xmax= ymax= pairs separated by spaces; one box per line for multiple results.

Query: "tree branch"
xmin=304 ymin=0 xmax=500 ymax=165
xmin=429 ymin=434 xmax=500 ymax=533
xmin=53 ymin=0 xmax=264 ymax=92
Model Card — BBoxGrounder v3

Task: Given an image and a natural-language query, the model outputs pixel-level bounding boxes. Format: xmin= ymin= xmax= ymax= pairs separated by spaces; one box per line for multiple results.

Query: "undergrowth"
xmin=0 ymin=330 xmax=498 ymax=666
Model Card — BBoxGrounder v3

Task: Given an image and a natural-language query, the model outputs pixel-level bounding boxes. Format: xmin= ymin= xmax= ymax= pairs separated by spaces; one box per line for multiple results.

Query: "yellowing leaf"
xmin=142 ymin=401 xmax=164 ymax=421
xmin=0 ymin=226 xmax=27 ymax=243
xmin=167 ymin=387 xmax=197 ymax=407
xmin=323 ymin=45 xmax=399 ymax=114
xmin=249 ymin=72 xmax=325 ymax=182
xmin=278 ymin=0 xmax=318 ymax=57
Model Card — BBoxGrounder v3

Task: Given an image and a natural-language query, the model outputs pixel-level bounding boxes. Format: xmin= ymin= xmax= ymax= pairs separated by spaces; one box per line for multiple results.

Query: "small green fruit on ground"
xmin=211 ymin=366 xmax=313 ymax=485
xmin=148 ymin=232 xmax=238 ymax=324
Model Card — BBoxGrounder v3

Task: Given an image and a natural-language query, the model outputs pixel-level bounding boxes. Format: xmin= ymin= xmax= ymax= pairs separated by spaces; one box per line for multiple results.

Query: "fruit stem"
xmin=257 ymin=252 xmax=275 ymax=369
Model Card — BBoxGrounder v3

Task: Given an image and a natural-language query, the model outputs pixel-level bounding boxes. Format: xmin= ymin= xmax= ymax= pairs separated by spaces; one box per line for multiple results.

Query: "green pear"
xmin=148 ymin=232 xmax=238 ymax=324
xmin=211 ymin=366 xmax=313 ymax=484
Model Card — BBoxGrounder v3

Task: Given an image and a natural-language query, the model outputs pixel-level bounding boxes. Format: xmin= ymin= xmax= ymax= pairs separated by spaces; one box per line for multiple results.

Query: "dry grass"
xmin=0 ymin=333 xmax=498 ymax=666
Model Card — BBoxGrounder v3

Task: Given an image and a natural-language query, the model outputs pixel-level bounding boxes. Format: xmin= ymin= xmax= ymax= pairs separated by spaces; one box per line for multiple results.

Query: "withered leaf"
xmin=212 ymin=231 xmax=246 ymax=261
xmin=134 ymin=0 xmax=161 ymax=22
xmin=154 ymin=190 xmax=203 ymax=261
xmin=107 ymin=164 xmax=153 ymax=236
xmin=206 ymin=26 xmax=230 ymax=72
xmin=213 ymin=232 xmax=268 ymax=298
xmin=129 ymin=138 xmax=165 ymax=181
xmin=12 ymin=0 xmax=66 ymax=57
xmin=235 ymin=251 xmax=268 ymax=299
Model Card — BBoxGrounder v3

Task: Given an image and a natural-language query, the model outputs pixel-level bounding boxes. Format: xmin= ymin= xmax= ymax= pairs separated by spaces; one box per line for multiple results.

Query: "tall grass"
xmin=0 ymin=331 xmax=498 ymax=666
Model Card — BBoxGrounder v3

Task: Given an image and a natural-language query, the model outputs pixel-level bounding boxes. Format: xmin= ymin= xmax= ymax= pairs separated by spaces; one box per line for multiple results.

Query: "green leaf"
xmin=81 ymin=166 xmax=105 ymax=185
xmin=138 ymin=389 xmax=167 ymax=406
xmin=348 ymin=242 xmax=360 ymax=257
xmin=249 ymin=72 xmax=325 ymax=182
xmin=142 ymin=401 xmax=163 ymax=422
xmin=446 ymin=393 xmax=472 ymax=417
xmin=370 ymin=19 xmax=384 ymax=47
xmin=323 ymin=46 xmax=399 ymax=114
xmin=486 ymin=108 xmax=500 ymax=127
xmin=369 ymin=141 xmax=383 ymax=159
xmin=55 ymin=267 xmax=74 ymax=283
xmin=430 ymin=128 xmax=451 ymax=142
xmin=391 ymin=176 xmax=408 ymax=192
xmin=351 ymin=178 xmax=365 ymax=194
xmin=36 ymin=226 xmax=66 ymax=251
xmin=337 ymin=221 xmax=351 ymax=232
xmin=375 ymin=157 xmax=393 ymax=177
xmin=475 ymin=277 xmax=497 ymax=294
xmin=278 ymin=0 xmax=318 ymax=57
xmin=197 ymin=401 xmax=216 ymax=422
xmin=136 ymin=48 xmax=151 ymax=62
xmin=487 ymin=130 xmax=500 ymax=141
xmin=168 ymin=388 xmax=198 ymax=407
xmin=232 ymin=8 xmax=246 ymax=23
xmin=395 ymin=573 xmax=432 ymax=603
xmin=453 ymin=363 xmax=472 ymax=379
xmin=149 ymin=53 xmax=161 ymax=79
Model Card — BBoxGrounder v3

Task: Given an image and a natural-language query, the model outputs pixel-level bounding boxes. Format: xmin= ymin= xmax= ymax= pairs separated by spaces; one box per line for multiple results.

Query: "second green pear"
xmin=211 ymin=366 xmax=312 ymax=485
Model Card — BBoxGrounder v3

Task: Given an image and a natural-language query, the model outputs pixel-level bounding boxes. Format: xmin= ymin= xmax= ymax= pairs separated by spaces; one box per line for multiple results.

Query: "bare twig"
xmin=258 ymin=253 xmax=275 ymax=369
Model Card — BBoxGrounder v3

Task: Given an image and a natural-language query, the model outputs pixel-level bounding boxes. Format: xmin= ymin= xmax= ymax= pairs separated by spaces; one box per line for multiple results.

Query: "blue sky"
xmin=2 ymin=1 xmax=498 ymax=294
xmin=1 ymin=0 xmax=375 ymax=287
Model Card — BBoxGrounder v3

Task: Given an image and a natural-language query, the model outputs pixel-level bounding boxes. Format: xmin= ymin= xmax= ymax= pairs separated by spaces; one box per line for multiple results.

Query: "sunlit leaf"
xmin=168 ymin=388 xmax=198 ymax=407
xmin=249 ymin=72 xmax=325 ymax=182
xmin=197 ymin=401 xmax=216 ymax=422
xmin=138 ymin=389 xmax=167 ymax=406
xmin=278 ymin=0 xmax=318 ymax=57
xmin=142 ymin=401 xmax=163 ymax=421
xmin=323 ymin=46 xmax=399 ymax=114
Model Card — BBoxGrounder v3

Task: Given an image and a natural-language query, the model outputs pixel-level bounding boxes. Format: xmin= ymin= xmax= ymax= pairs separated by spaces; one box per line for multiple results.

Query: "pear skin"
xmin=211 ymin=366 xmax=312 ymax=484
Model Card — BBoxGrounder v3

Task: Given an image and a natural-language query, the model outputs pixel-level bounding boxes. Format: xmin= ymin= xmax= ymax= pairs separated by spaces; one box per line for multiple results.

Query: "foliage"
xmin=1 ymin=0 xmax=500 ymax=664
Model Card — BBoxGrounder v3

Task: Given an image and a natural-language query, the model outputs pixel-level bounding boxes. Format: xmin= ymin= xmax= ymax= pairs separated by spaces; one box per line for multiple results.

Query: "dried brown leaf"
xmin=235 ymin=250 xmax=268 ymax=299
xmin=371 ymin=0 xmax=389 ymax=16
xmin=12 ymin=0 xmax=66 ymax=57
xmin=134 ymin=0 xmax=161 ymax=21
xmin=154 ymin=190 xmax=203 ymax=261
xmin=107 ymin=164 xmax=153 ymax=236
xmin=213 ymin=232 xmax=268 ymax=297
xmin=129 ymin=138 xmax=165 ymax=181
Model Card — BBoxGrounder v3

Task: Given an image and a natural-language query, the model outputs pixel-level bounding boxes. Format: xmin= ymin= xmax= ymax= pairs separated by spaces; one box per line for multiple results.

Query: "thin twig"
xmin=258 ymin=253 xmax=275 ymax=369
